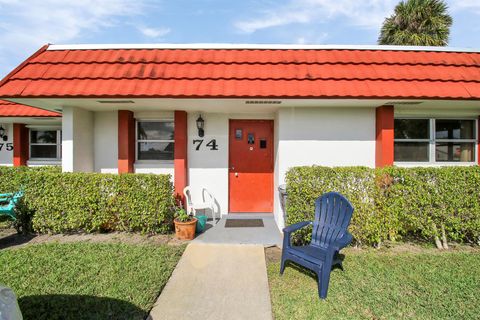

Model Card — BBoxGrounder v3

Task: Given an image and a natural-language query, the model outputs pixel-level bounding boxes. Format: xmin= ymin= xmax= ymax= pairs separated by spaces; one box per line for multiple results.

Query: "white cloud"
xmin=236 ymin=10 xmax=312 ymax=33
xmin=137 ymin=26 xmax=171 ymax=38
xmin=451 ymin=0 xmax=480 ymax=13
xmin=295 ymin=32 xmax=329 ymax=44
xmin=235 ymin=0 xmax=399 ymax=34
xmin=235 ymin=0 xmax=480 ymax=35
xmin=0 ymin=0 xmax=145 ymax=44
xmin=296 ymin=37 xmax=307 ymax=44
xmin=0 ymin=0 xmax=156 ymax=77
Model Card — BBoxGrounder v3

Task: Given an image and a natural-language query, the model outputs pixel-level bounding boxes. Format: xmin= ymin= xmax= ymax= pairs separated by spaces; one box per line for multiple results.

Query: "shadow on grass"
xmin=282 ymin=253 xmax=346 ymax=281
xmin=0 ymin=233 xmax=35 ymax=250
xmin=18 ymin=294 xmax=145 ymax=320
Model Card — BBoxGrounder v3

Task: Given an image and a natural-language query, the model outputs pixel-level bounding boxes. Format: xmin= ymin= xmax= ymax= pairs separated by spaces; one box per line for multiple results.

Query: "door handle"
xmin=235 ymin=172 xmax=238 ymax=177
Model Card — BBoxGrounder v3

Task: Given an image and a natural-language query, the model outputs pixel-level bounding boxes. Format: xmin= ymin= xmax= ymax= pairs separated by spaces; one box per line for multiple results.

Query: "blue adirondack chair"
xmin=0 ymin=191 xmax=24 ymax=221
xmin=280 ymin=192 xmax=354 ymax=299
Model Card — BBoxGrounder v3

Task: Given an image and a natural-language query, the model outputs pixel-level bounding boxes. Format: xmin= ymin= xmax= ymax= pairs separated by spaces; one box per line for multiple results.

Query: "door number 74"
xmin=193 ymin=139 xmax=218 ymax=151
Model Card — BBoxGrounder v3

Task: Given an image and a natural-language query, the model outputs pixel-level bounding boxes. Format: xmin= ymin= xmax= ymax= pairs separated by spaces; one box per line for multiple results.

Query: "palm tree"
xmin=378 ymin=0 xmax=452 ymax=46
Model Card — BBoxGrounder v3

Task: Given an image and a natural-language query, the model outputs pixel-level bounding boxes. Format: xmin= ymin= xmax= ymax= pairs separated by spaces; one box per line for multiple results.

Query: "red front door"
xmin=229 ymin=120 xmax=273 ymax=213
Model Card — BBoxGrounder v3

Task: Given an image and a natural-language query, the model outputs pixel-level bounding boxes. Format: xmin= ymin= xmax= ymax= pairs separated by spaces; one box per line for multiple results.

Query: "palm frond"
xmin=378 ymin=0 xmax=452 ymax=46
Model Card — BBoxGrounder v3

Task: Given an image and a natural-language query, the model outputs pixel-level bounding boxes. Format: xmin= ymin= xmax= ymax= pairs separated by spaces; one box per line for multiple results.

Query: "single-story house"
xmin=0 ymin=43 xmax=479 ymax=229
xmin=0 ymin=99 xmax=61 ymax=166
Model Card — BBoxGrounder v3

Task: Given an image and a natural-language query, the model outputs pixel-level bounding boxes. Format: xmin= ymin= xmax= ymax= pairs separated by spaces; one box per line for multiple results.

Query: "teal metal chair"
xmin=0 ymin=191 xmax=24 ymax=221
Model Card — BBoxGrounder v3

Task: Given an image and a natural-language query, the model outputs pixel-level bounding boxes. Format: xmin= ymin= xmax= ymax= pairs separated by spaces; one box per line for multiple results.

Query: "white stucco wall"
xmin=62 ymin=106 xmax=94 ymax=172
xmin=0 ymin=123 xmax=13 ymax=166
xmin=0 ymin=122 xmax=62 ymax=167
xmin=94 ymin=111 xmax=118 ymax=173
xmin=134 ymin=162 xmax=174 ymax=175
xmin=62 ymin=109 xmax=176 ymax=175
xmin=274 ymin=107 xmax=376 ymax=228
xmin=187 ymin=113 xmax=229 ymax=218
xmin=59 ymin=106 xmax=376 ymax=229
xmin=187 ymin=112 xmax=275 ymax=218
xmin=185 ymin=108 xmax=374 ymax=223
xmin=273 ymin=111 xmax=281 ymax=227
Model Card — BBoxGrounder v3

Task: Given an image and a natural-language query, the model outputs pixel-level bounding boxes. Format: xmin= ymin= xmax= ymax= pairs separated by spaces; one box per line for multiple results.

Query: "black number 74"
xmin=193 ymin=139 xmax=218 ymax=151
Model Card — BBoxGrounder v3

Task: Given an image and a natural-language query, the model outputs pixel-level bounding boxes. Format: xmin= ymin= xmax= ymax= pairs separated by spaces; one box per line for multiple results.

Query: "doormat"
xmin=225 ymin=219 xmax=264 ymax=228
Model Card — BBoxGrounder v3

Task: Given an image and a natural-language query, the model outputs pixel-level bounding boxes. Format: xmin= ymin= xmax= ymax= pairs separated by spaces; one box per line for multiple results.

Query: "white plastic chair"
xmin=183 ymin=186 xmax=218 ymax=224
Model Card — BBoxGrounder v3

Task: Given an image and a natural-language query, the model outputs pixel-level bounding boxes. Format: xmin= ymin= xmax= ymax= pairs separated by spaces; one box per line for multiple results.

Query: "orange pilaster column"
xmin=375 ymin=105 xmax=394 ymax=167
xmin=13 ymin=123 xmax=29 ymax=166
xmin=174 ymin=110 xmax=188 ymax=203
xmin=118 ymin=110 xmax=135 ymax=173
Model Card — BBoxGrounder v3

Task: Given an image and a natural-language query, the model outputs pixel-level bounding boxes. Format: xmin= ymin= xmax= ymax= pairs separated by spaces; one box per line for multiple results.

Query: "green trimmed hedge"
xmin=0 ymin=166 xmax=175 ymax=234
xmin=286 ymin=166 xmax=480 ymax=247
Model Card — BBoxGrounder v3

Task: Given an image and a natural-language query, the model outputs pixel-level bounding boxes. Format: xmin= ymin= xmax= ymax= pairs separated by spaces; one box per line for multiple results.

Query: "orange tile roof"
xmin=0 ymin=44 xmax=479 ymax=100
xmin=0 ymin=100 xmax=60 ymax=117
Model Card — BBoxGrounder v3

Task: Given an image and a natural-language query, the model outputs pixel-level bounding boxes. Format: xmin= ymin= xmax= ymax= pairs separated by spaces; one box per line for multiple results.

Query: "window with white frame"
xmin=136 ymin=120 xmax=174 ymax=160
xmin=30 ymin=129 xmax=62 ymax=160
xmin=394 ymin=118 xmax=476 ymax=163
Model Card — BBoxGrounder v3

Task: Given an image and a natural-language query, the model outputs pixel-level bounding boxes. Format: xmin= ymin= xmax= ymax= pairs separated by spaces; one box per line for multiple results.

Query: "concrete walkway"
xmin=193 ymin=214 xmax=283 ymax=247
xmin=148 ymin=243 xmax=272 ymax=320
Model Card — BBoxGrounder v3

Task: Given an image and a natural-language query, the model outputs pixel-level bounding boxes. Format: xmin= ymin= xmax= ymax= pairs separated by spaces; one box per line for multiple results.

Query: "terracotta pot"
xmin=174 ymin=217 xmax=197 ymax=240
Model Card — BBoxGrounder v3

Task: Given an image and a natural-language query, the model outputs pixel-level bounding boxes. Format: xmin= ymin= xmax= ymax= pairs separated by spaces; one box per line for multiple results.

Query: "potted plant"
xmin=174 ymin=208 xmax=197 ymax=240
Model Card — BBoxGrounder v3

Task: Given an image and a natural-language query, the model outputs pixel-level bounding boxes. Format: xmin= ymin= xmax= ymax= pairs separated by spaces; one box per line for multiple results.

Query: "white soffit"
xmin=6 ymin=98 xmax=480 ymax=114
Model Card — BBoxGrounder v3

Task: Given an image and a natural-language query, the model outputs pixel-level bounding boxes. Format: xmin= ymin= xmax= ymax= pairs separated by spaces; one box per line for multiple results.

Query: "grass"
xmin=268 ymin=249 xmax=480 ymax=320
xmin=0 ymin=242 xmax=185 ymax=320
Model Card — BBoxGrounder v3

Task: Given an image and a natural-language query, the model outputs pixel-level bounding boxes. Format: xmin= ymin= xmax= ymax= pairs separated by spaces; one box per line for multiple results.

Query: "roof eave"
xmin=47 ymin=43 xmax=480 ymax=53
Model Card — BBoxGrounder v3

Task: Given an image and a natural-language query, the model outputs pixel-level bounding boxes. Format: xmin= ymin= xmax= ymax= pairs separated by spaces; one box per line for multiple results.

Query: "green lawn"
xmin=0 ymin=242 xmax=185 ymax=320
xmin=268 ymin=250 xmax=480 ymax=320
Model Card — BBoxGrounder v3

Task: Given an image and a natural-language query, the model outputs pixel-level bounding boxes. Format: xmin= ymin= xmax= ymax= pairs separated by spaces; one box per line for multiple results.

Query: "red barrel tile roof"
xmin=0 ymin=44 xmax=479 ymax=99
xmin=0 ymin=100 xmax=60 ymax=117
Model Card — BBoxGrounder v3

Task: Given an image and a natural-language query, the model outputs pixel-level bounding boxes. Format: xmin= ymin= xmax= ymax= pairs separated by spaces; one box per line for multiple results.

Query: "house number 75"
xmin=0 ymin=143 xmax=13 ymax=151
xmin=193 ymin=139 xmax=218 ymax=151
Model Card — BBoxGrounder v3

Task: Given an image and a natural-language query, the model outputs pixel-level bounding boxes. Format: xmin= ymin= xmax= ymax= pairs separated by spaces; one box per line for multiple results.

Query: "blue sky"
xmin=0 ymin=0 xmax=479 ymax=78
